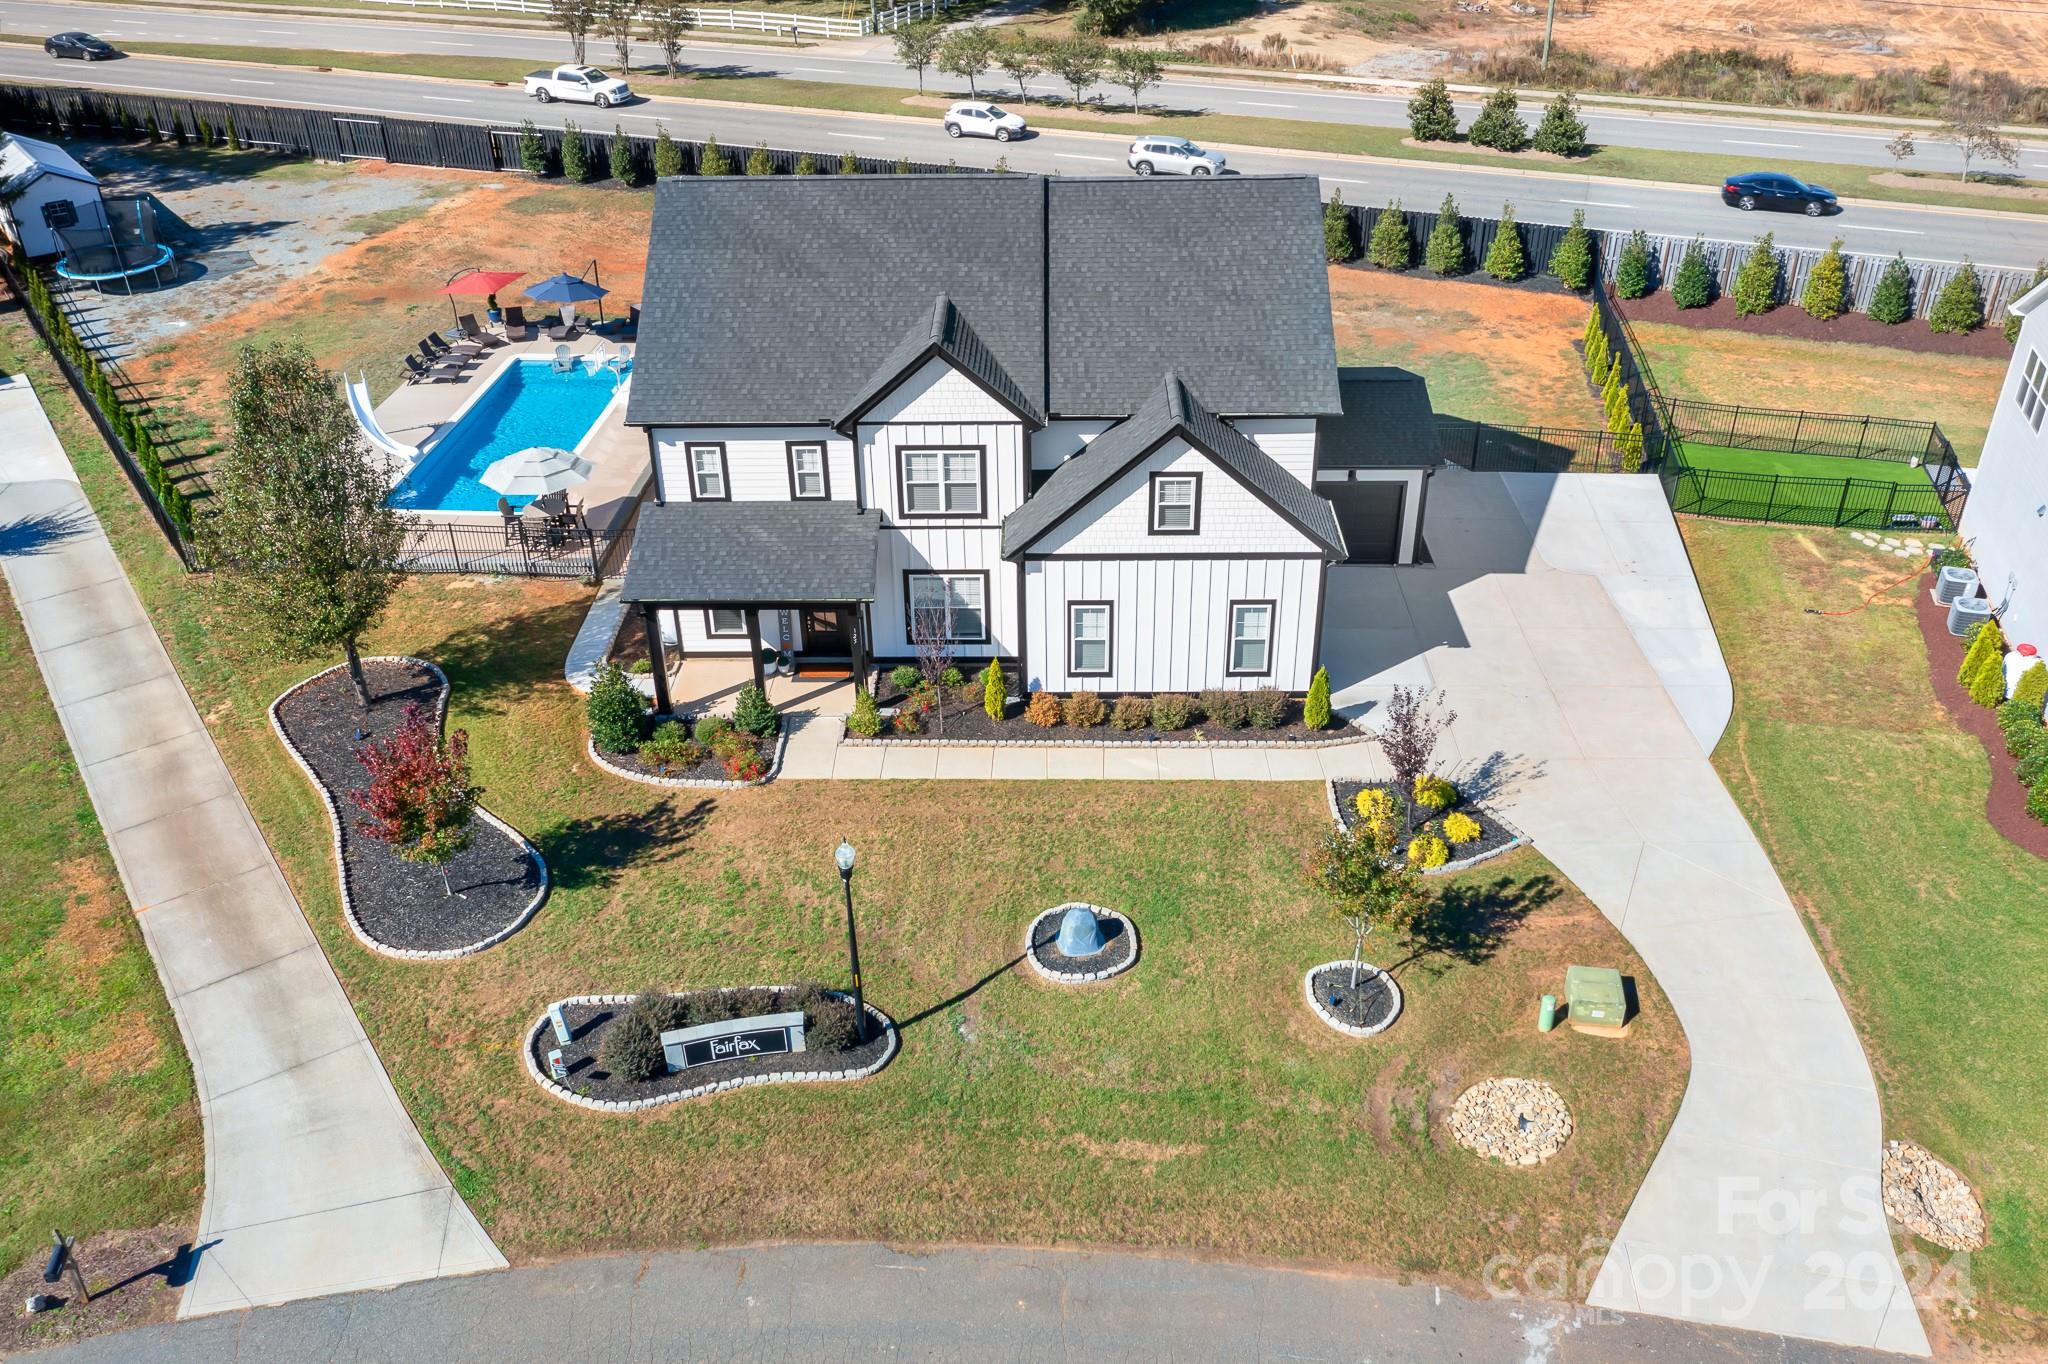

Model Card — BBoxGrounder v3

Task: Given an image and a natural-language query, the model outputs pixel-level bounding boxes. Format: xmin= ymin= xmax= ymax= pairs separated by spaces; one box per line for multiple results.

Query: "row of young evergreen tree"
xmin=514 ymin=120 xmax=944 ymax=184
xmin=1323 ymin=193 xmax=1598 ymax=290
xmin=1406 ymin=77 xmax=1590 ymax=158
xmin=34 ymin=95 xmax=251 ymax=153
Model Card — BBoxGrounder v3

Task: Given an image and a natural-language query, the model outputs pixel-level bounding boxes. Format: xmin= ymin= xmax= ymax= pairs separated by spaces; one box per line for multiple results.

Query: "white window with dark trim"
xmin=1068 ymin=602 xmax=1111 ymax=676
xmin=901 ymin=448 xmax=982 ymax=516
xmin=907 ymin=572 xmax=987 ymax=643
xmin=1150 ymin=472 xmax=1200 ymax=534
xmin=788 ymin=443 xmax=828 ymax=499
xmin=687 ymin=444 xmax=727 ymax=500
xmin=1228 ymin=601 xmax=1273 ymax=676
xmin=706 ymin=608 xmax=748 ymax=638
xmin=2019 ymin=349 xmax=2048 ymax=433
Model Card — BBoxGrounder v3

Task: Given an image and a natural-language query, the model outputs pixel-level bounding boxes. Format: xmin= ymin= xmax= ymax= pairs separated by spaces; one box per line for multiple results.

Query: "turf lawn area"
xmin=1675 ymin=445 xmax=1943 ymax=486
xmin=1671 ymin=443 xmax=1956 ymax=531
xmin=0 ymin=319 xmax=202 ymax=1276
xmin=1633 ymin=322 xmax=2006 ymax=466
xmin=1686 ymin=521 xmax=2048 ymax=1341
xmin=0 ymin=307 xmax=1690 ymax=1293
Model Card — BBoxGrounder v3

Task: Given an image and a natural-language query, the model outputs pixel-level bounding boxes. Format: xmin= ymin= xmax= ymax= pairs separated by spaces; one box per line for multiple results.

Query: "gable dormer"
xmin=835 ymin=293 xmax=1043 ymax=437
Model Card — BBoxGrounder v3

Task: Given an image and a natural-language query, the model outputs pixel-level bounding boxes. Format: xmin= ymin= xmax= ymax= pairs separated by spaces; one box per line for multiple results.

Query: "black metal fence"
xmin=1663 ymin=398 xmax=1957 ymax=466
xmin=1663 ymin=459 xmax=1960 ymax=532
xmin=397 ymin=517 xmax=633 ymax=579
xmin=1437 ymin=416 xmax=1674 ymax=474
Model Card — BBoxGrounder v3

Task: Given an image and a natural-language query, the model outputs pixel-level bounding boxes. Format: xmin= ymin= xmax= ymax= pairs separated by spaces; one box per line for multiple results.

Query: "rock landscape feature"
xmin=1025 ymin=903 xmax=1138 ymax=983
xmin=1882 ymin=1140 xmax=1988 ymax=1252
xmin=1450 ymin=1077 xmax=1574 ymax=1166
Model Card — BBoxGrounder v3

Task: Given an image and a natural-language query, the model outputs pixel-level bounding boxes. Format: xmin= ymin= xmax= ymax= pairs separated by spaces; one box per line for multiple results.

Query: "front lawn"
xmin=1685 ymin=520 xmax=2048 ymax=1338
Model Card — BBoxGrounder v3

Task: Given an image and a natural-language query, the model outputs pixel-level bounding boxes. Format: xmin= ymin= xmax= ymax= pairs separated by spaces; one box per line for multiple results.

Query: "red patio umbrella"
xmin=439 ymin=268 xmax=525 ymax=328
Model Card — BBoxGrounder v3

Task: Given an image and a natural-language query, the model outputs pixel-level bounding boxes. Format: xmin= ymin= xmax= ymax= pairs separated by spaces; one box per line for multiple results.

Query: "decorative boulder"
xmin=1055 ymin=905 xmax=1106 ymax=957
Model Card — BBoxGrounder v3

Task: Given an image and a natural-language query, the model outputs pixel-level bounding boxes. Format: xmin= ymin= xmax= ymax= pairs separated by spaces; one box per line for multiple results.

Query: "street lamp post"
xmin=834 ymin=839 xmax=868 ymax=1043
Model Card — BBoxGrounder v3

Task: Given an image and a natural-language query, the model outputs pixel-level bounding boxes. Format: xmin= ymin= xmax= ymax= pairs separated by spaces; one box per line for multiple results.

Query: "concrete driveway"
xmin=1322 ymin=468 xmax=1929 ymax=1357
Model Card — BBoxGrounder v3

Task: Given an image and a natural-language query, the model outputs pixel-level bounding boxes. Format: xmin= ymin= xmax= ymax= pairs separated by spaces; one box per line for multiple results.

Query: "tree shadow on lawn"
xmin=535 ymin=797 xmax=711 ymax=891
xmin=424 ymin=598 xmax=594 ymax=714
xmin=1388 ymin=870 xmax=1560 ymax=978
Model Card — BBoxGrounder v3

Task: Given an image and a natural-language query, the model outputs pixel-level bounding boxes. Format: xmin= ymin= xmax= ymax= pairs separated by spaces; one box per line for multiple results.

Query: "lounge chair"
xmin=550 ymin=344 xmax=577 ymax=374
xmin=457 ymin=314 xmax=507 ymax=348
xmin=403 ymin=353 xmax=463 ymax=384
xmin=624 ymin=304 xmax=639 ymax=338
xmin=501 ymin=306 xmax=535 ymax=342
xmin=547 ymin=320 xmax=580 ymax=342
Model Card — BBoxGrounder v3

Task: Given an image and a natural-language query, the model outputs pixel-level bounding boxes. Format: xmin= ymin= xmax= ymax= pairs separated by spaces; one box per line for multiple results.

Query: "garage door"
xmin=1325 ymin=480 xmax=1405 ymax=564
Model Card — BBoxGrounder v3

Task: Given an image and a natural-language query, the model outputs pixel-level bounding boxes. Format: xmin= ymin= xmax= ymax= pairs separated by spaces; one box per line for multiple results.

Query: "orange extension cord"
xmin=1805 ymin=549 xmax=1949 ymax=618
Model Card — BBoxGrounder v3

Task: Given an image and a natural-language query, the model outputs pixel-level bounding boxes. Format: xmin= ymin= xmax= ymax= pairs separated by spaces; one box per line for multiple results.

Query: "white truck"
xmin=523 ymin=65 xmax=633 ymax=107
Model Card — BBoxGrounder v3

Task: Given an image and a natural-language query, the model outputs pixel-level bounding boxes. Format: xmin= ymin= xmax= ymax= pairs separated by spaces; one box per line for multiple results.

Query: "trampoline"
xmin=53 ymin=196 xmax=181 ymax=294
xmin=55 ymin=241 xmax=176 ymax=292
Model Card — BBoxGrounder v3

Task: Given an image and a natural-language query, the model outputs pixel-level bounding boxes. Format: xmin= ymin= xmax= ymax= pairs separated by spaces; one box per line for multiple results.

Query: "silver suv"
xmin=1127 ymin=137 xmax=1225 ymax=177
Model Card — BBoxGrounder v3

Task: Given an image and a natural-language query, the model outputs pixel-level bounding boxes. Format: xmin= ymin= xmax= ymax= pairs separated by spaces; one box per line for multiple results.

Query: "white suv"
xmin=1128 ymin=137 xmax=1225 ymax=176
xmin=944 ymin=101 xmax=1027 ymax=142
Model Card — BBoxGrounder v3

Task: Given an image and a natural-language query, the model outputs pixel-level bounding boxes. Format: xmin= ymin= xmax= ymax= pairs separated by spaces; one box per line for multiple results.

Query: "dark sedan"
xmin=44 ymin=31 xmax=120 ymax=60
xmin=1721 ymin=172 xmax=1838 ymax=216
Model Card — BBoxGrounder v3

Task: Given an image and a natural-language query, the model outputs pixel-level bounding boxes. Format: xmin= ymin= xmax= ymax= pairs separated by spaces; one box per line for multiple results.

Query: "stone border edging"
xmin=1302 ymin=959 xmax=1404 ymax=1038
xmin=269 ymin=656 xmax=550 ymax=962
xmin=584 ymin=723 xmax=789 ymax=789
xmin=1322 ymin=779 xmax=1529 ymax=875
xmin=1022 ymin=903 xmax=1140 ymax=984
xmin=845 ymin=724 xmax=1371 ymax=751
xmin=522 ymin=988 xmax=898 ymax=1111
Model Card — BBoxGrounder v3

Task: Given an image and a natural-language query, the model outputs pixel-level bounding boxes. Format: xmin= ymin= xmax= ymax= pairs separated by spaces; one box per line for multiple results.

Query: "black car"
xmin=1721 ymin=172 xmax=1837 ymax=216
xmin=44 ymin=31 xmax=120 ymax=60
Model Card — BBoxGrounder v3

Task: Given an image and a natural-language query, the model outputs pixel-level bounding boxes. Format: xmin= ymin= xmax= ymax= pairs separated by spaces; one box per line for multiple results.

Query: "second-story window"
xmin=788 ymin=443 xmax=829 ymax=499
xmin=2019 ymin=350 xmax=2047 ymax=433
xmin=687 ymin=444 xmax=728 ymax=501
xmin=900 ymin=448 xmax=982 ymax=517
xmin=1150 ymin=472 xmax=1201 ymax=534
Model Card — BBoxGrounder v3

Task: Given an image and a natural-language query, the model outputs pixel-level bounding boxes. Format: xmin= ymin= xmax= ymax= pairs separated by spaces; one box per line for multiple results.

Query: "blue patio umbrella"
xmin=523 ymin=272 xmax=609 ymax=329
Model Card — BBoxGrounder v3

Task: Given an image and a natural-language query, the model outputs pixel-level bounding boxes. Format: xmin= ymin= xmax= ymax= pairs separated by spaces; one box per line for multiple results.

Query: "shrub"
xmin=1063 ymin=690 xmax=1108 ymax=727
xmin=1868 ymin=254 xmax=1912 ymax=324
xmin=587 ymin=662 xmax=647 ymax=754
xmin=1467 ymin=87 xmax=1528 ymax=152
xmin=1801 ymin=238 xmax=1848 ymax=320
xmin=1614 ymin=230 xmax=1652 ymax=299
xmin=1200 ymin=688 xmax=1247 ymax=729
xmin=1406 ymin=76 xmax=1458 ymax=141
xmin=1354 ymin=786 xmax=1396 ymax=836
xmin=1367 ymin=200 xmax=1410 ymax=270
xmin=609 ymin=125 xmax=635 ymax=185
xmin=745 ymin=142 xmax=774 ymax=176
xmin=694 ymin=714 xmax=733 ymax=748
xmin=892 ymin=703 xmax=922 ymax=735
xmin=1620 ymin=420 xmax=1645 ymax=473
xmin=628 ymin=656 xmax=652 ymax=675
xmin=939 ymin=665 xmax=966 ymax=688
xmin=722 ymin=746 xmax=768 ymax=781
xmin=1025 ymin=690 xmax=1063 ymax=727
xmin=518 ymin=119 xmax=548 ymax=175
xmin=652 ymin=124 xmax=684 ymax=177
xmin=795 ymin=153 xmax=818 ymax=175
xmin=847 ymin=686 xmax=884 ymax=737
xmin=1303 ymin=667 xmax=1333 ymax=730
xmin=599 ymin=1008 xmax=664 ymax=1082
xmin=1482 ymin=202 xmax=1525 ymax=281
xmin=793 ymin=985 xmax=859 ymax=1052
xmin=981 ymin=659 xmax=1006 ymax=720
xmin=1672 ymin=237 xmax=1713 ymax=309
xmin=1530 ymin=90 xmax=1589 ymax=156
xmin=889 ymin=663 xmax=922 ymax=693
xmin=1958 ymin=619 xmax=2005 ymax=705
xmin=1549 ymin=209 xmax=1594 ymax=290
xmin=1928 ymin=260 xmax=1985 ymax=335
xmin=1413 ymin=772 xmax=1458 ymax=811
xmin=1998 ymin=698 xmax=2041 ymax=754
xmin=1324 ymin=191 xmax=1354 ymax=263
xmin=631 ymin=991 xmax=690 ymax=1034
xmin=1406 ymin=833 xmax=1450 ymax=869
xmin=1730 ymin=233 xmax=1779 ymax=316
xmin=1443 ymin=811 xmax=1483 ymax=844
xmin=1424 ymin=194 xmax=1465 ymax=275
xmin=641 ymin=721 xmax=704 ymax=773
xmin=2030 ymin=777 xmax=2048 ymax=828
xmin=733 ymin=683 xmax=778 ymax=740
xmin=1151 ymin=693 xmax=1196 ymax=730
xmin=708 ymin=725 xmax=757 ymax=763
xmin=698 ymin=135 xmax=731 ymax=176
xmin=839 ymin=150 xmax=860 ymax=174
xmin=1110 ymin=694 xmax=1152 ymax=730
xmin=561 ymin=121 xmax=588 ymax=182
xmin=1244 ymin=688 xmax=1288 ymax=730
xmin=2015 ymin=659 xmax=2048 ymax=713
xmin=2017 ymin=729 xmax=2048 ymax=787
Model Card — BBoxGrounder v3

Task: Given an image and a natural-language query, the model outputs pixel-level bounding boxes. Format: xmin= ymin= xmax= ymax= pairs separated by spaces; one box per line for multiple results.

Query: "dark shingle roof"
xmin=620 ymin=501 xmax=881 ymax=604
xmin=835 ymin=293 xmax=1043 ymax=430
xmin=626 ymin=175 xmax=1341 ymax=427
xmin=1002 ymin=372 xmax=1345 ymax=559
xmin=1316 ymin=367 xmax=1443 ymax=470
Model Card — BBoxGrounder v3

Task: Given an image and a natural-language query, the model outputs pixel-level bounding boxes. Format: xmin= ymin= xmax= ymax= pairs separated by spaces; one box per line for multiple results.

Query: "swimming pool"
xmin=388 ymin=357 xmax=629 ymax=513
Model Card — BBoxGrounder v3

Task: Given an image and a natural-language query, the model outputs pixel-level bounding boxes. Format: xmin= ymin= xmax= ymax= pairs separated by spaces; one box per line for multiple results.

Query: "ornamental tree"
xmin=938 ymin=25 xmax=998 ymax=98
xmin=893 ymin=20 xmax=944 ymax=94
xmin=1928 ymin=260 xmax=1985 ymax=335
xmin=1467 ymin=86 xmax=1529 ymax=152
xmin=561 ymin=121 xmax=588 ymax=182
xmin=652 ymin=123 xmax=683 ymax=177
xmin=349 ymin=702 xmax=479 ymax=898
xmin=1614 ymin=229 xmax=1652 ymax=299
xmin=1406 ymin=76 xmax=1458 ymax=142
xmin=1046 ymin=38 xmax=1107 ymax=110
xmin=1483 ymin=201 xmax=1525 ymax=280
xmin=1367 ymin=199 xmax=1410 ymax=269
xmin=1424 ymin=194 xmax=1464 ymax=275
xmin=1531 ymin=90 xmax=1589 ymax=156
xmin=997 ymin=39 xmax=1044 ymax=105
xmin=1548 ymin=208 xmax=1593 ymax=290
xmin=1305 ymin=819 xmax=1426 ymax=988
xmin=1868 ymin=253 xmax=1913 ymax=324
xmin=608 ymin=124 xmax=635 ymax=185
xmin=745 ymin=141 xmax=774 ymax=176
xmin=1108 ymin=46 xmax=1165 ymax=114
xmin=1801 ymin=238 xmax=1848 ymax=321
xmin=1671 ymin=236 xmax=1713 ymax=309
xmin=1730 ymin=232 xmax=1779 ymax=316
xmin=1373 ymin=685 xmax=1456 ymax=829
xmin=1303 ymin=666 xmax=1333 ymax=730
xmin=698 ymin=134 xmax=731 ymax=176
xmin=549 ymin=0 xmax=596 ymax=63
xmin=1324 ymin=192 xmax=1355 ymax=263
xmin=644 ymin=0 xmax=688 ymax=75
xmin=981 ymin=658 xmax=1006 ymax=720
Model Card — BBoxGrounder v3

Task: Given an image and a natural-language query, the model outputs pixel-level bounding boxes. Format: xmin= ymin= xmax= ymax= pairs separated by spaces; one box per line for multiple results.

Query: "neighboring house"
xmin=1962 ymin=276 xmax=2048 ymax=652
xmin=0 ymin=132 xmax=103 ymax=260
xmin=619 ymin=174 xmax=1443 ymax=710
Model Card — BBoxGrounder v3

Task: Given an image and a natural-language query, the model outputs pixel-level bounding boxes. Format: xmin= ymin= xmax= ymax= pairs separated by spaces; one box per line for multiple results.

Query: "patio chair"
xmin=624 ymin=304 xmax=639 ymax=338
xmin=497 ymin=497 xmax=526 ymax=545
xmin=457 ymin=314 xmax=507 ymax=348
xmin=550 ymin=344 xmax=576 ymax=374
xmin=501 ymin=306 xmax=535 ymax=342
xmin=548 ymin=322 xmax=580 ymax=342
xmin=403 ymin=353 xmax=464 ymax=385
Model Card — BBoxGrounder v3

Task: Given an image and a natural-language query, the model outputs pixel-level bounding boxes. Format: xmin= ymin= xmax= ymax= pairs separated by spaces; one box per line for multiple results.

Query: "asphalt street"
xmin=10 ymin=0 xmax=2048 ymax=176
xmin=7 ymin=42 xmax=2048 ymax=267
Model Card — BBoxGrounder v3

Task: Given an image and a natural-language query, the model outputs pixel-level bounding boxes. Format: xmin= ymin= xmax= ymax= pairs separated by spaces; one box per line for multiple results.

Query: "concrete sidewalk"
xmin=0 ymin=374 xmax=504 ymax=1317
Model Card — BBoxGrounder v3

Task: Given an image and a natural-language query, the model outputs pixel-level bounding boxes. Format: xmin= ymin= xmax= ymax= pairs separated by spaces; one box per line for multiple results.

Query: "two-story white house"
xmin=619 ymin=173 xmax=1442 ymax=712
xmin=1961 ymin=276 xmax=2048 ymax=651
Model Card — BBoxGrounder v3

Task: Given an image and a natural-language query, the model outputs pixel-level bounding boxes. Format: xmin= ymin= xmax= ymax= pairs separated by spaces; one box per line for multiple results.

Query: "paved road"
xmin=0 ymin=372 xmax=506 ymax=1318
xmin=7 ymin=44 xmax=2048 ymax=266
xmin=24 ymin=1241 xmax=1911 ymax=1362
xmin=12 ymin=0 xmax=2048 ymax=177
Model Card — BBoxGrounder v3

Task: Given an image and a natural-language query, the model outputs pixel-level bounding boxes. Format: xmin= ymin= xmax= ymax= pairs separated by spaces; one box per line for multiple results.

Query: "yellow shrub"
xmin=1354 ymin=787 xmax=1397 ymax=835
xmin=1443 ymin=811 xmax=1482 ymax=844
xmin=1413 ymin=773 xmax=1458 ymax=811
xmin=1406 ymin=834 xmax=1450 ymax=869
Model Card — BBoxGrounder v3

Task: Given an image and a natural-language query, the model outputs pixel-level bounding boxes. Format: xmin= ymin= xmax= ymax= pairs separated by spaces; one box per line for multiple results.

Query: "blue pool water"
xmin=388 ymin=358 xmax=628 ymax=512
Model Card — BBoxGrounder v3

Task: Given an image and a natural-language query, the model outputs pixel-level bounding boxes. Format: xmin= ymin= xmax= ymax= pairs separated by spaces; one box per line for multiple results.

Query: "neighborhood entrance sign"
xmin=659 ymin=1010 xmax=807 ymax=1074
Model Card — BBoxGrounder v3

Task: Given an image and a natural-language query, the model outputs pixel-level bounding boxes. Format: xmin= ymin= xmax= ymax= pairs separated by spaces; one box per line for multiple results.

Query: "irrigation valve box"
xmin=1564 ymin=965 xmax=1627 ymax=1036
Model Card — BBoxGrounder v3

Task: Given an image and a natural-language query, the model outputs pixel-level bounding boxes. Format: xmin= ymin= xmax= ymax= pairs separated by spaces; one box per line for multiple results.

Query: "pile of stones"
xmin=1882 ymin=1140 xmax=1988 ymax=1251
xmin=1449 ymin=1077 xmax=1573 ymax=1166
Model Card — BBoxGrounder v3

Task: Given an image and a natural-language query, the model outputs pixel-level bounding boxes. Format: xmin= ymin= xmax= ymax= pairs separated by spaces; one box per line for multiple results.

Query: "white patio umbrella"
xmin=480 ymin=446 xmax=593 ymax=499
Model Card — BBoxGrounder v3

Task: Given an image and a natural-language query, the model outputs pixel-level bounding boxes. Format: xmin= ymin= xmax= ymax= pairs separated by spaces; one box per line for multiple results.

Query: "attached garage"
xmin=1323 ymin=476 xmax=1407 ymax=565
xmin=1313 ymin=367 xmax=1443 ymax=566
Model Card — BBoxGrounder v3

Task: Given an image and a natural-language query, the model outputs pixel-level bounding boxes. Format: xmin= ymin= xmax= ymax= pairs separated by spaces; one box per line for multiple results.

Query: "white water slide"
xmin=343 ymin=371 xmax=421 ymax=465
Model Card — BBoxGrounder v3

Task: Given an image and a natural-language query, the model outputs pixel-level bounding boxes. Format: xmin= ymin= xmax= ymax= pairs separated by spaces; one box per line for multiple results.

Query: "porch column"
xmin=745 ymin=609 xmax=767 ymax=695
xmin=641 ymin=603 xmax=672 ymax=715
xmin=847 ymin=603 xmax=866 ymax=687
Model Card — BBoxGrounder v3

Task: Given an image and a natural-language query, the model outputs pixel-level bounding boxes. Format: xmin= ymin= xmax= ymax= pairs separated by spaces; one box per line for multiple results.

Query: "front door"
xmin=798 ymin=608 xmax=853 ymax=666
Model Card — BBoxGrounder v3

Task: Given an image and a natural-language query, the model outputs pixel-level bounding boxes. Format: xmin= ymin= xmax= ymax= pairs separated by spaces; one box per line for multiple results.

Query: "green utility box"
xmin=1565 ymin=965 xmax=1628 ymax=1036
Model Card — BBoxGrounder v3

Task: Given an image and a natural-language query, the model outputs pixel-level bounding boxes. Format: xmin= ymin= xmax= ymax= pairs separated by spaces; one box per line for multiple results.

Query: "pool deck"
xmin=371 ymin=333 xmax=646 ymax=534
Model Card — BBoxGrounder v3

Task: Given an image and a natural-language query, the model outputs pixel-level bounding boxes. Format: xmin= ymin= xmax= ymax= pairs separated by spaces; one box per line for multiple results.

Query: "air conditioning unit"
xmin=1948 ymin=596 xmax=1992 ymax=637
xmin=1935 ymin=565 xmax=1979 ymax=606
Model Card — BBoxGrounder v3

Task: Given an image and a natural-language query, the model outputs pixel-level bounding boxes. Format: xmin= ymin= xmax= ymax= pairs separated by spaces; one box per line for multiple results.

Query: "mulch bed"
xmin=274 ymin=658 xmax=544 ymax=953
xmin=595 ymin=718 xmax=780 ymax=785
xmin=1332 ymin=779 xmax=1519 ymax=865
xmin=0 ymin=1223 xmax=190 ymax=1356
xmin=1913 ymin=578 xmax=2048 ymax=859
xmin=1620 ymin=291 xmax=2013 ymax=360
xmin=1027 ymin=908 xmax=1136 ymax=977
xmin=1309 ymin=964 xmax=1399 ymax=1031
xmin=867 ymin=675 xmax=1346 ymax=745
xmin=535 ymin=995 xmax=892 ymax=1105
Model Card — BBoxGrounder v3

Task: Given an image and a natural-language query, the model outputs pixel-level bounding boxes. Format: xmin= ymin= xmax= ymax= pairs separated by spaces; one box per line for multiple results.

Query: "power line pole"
xmin=1541 ymin=0 xmax=1557 ymax=70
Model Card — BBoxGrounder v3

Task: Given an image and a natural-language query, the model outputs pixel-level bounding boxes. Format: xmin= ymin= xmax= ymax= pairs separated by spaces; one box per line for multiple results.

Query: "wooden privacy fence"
xmin=1663 ymin=398 xmax=1958 ymax=466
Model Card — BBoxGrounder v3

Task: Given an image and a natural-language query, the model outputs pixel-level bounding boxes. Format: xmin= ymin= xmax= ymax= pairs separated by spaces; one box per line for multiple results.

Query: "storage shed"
xmin=0 ymin=133 xmax=104 ymax=260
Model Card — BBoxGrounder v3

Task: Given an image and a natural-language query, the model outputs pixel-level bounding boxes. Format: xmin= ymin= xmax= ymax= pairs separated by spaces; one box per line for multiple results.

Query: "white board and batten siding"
xmin=861 ymin=357 xmax=1027 ymax=659
xmin=1030 ymin=439 xmax=1323 ymax=558
xmin=650 ymin=426 xmax=856 ymax=504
